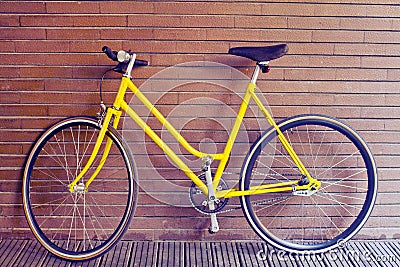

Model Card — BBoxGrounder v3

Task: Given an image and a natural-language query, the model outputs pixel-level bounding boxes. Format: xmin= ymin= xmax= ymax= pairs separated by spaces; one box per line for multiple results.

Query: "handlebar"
xmin=102 ymin=46 xmax=148 ymax=67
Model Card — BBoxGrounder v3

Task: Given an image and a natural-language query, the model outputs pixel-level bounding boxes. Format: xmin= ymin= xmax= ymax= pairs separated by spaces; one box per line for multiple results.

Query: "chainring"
xmin=189 ymin=173 xmax=229 ymax=214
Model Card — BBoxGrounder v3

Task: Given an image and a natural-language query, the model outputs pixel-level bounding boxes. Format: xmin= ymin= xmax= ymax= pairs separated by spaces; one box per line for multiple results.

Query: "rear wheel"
xmin=240 ymin=114 xmax=377 ymax=253
xmin=23 ymin=117 xmax=137 ymax=261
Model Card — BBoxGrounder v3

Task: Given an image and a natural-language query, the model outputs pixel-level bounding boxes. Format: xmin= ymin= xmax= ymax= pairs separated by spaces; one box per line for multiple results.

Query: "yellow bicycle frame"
xmin=69 ymin=75 xmax=320 ymax=198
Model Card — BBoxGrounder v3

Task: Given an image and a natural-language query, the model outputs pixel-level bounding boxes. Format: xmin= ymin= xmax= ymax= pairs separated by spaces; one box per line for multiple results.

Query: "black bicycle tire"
xmin=22 ymin=117 xmax=137 ymax=261
xmin=240 ymin=114 xmax=377 ymax=253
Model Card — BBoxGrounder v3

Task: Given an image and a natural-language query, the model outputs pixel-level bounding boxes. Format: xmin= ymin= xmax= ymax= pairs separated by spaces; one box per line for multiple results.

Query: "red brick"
xmin=73 ymin=15 xmax=127 ymax=27
xmin=309 ymin=106 xmax=362 ymax=118
xmin=15 ymin=40 xmax=69 ymax=52
xmin=19 ymin=66 xmax=73 ymax=78
xmin=288 ymin=17 xmax=339 ymax=30
xmin=47 ymin=105 xmax=97 ymax=116
xmin=365 ymin=31 xmax=400 ymax=44
xmin=42 ymin=53 xmax=101 ymax=66
xmin=47 ymin=29 xmax=101 ymax=40
xmin=261 ymin=3 xmax=313 ymax=16
xmin=154 ymin=28 xmax=207 ymax=41
xmin=100 ymin=28 xmax=153 ymax=40
xmin=153 ymin=2 xmax=210 ymax=15
xmin=0 ymin=67 xmax=19 ymax=78
xmin=0 ymin=54 xmax=45 ymax=66
xmin=340 ymin=17 xmax=392 ymax=31
xmin=175 ymin=41 xmax=227 ymax=53
xmin=150 ymin=54 xmax=205 ymax=66
xmin=129 ymin=14 xmax=234 ymax=28
xmin=0 ymin=28 xmax=46 ymax=40
xmin=336 ymin=69 xmax=388 ymax=81
xmin=0 ymin=118 xmax=21 ymax=131
xmin=46 ymin=2 xmax=99 ymax=14
xmin=72 ymin=66 xmax=111 ymax=79
xmin=284 ymin=68 xmax=336 ymax=81
xmin=0 ymin=80 xmax=44 ymax=91
xmin=388 ymin=69 xmax=400 ymax=81
xmin=20 ymin=92 xmax=96 ymax=105
xmin=366 ymin=4 xmax=400 ymax=17
xmin=235 ymin=16 xmax=287 ymax=29
xmin=0 ymin=15 xmax=20 ymax=26
xmin=210 ymin=2 xmax=262 ymax=15
xmin=0 ymin=2 xmax=46 ymax=13
xmin=288 ymin=43 xmax=335 ymax=55
xmin=0 ymin=105 xmax=47 ymax=117
xmin=70 ymin=40 xmax=122 ymax=53
xmin=100 ymin=2 xmax=153 ymax=14
xmin=312 ymin=30 xmax=364 ymax=43
xmin=44 ymin=79 xmax=97 ymax=91
xmin=0 ymin=41 xmax=15 ymax=52
xmin=361 ymin=107 xmax=400 ymax=119
xmin=314 ymin=4 xmax=367 ymax=17
xmin=334 ymin=43 xmax=386 ymax=56
xmin=18 ymin=117 xmax=49 ymax=129
xmin=308 ymin=55 xmax=361 ymax=68
xmin=0 ymin=92 xmax=20 ymax=104
xmin=361 ymin=56 xmax=400 ymax=69
xmin=20 ymin=15 xmax=74 ymax=26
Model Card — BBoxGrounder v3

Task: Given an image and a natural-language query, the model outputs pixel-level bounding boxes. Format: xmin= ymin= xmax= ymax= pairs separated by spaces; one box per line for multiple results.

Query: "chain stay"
xmin=213 ymin=195 xmax=290 ymax=215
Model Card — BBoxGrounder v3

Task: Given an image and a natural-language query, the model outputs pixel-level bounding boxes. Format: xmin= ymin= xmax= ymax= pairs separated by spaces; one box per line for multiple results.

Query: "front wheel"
xmin=22 ymin=117 xmax=138 ymax=261
xmin=240 ymin=114 xmax=377 ymax=253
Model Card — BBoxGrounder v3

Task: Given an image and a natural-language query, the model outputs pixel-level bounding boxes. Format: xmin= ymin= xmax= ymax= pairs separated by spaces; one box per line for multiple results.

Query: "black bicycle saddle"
xmin=228 ymin=44 xmax=288 ymax=62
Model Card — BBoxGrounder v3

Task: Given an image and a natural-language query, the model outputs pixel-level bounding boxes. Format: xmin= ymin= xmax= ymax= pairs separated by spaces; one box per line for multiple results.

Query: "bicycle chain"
xmin=212 ymin=195 xmax=290 ymax=215
xmin=189 ymin=171 xmax=291 ymax=215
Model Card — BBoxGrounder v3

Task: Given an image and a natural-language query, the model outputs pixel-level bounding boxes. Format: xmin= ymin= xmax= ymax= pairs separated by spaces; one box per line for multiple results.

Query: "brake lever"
xmin=113 ymin=62 xmax=127 ymax=74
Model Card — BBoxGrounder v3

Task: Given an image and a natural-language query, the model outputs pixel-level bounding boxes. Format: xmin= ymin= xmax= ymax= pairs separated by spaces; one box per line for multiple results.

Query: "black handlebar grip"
xmin=102 ymin=46 xmax=118 ymax=61
xmin=135 ymin=59 xmax=149 ymax=67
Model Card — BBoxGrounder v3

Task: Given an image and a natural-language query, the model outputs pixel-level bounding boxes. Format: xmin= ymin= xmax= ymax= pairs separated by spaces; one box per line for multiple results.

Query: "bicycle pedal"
xmin=208 ymin=226 xmax=219 ymax=234
xmin=209 ymin=213 xmax=220 ymax=233
xmin=208 ymin=224 xmax=220 ymax=234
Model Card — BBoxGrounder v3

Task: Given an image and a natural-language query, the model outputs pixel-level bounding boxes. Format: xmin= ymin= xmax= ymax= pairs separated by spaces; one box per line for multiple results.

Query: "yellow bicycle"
xmin=22 ymin=44 xmax=377 ymax=261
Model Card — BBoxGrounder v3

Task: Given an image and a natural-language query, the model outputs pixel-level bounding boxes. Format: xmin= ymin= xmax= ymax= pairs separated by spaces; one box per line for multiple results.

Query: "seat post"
xmin=251 ymin=64 xmax=261 ymax=84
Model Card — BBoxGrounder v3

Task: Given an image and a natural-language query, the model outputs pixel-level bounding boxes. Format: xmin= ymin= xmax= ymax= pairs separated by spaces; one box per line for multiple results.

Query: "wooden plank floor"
xmin=0 ymin=239 xmax=399 ymax=267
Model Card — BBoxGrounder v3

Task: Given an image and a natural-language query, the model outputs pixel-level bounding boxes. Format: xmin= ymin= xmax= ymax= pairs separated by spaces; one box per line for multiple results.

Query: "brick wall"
xmin=1 ymin=1 xmax=399 ymax=241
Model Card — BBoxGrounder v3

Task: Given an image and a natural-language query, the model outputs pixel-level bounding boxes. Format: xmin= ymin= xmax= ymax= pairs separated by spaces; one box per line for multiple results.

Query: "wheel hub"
xmin=73 ymin=182 xmax=86 ymax=193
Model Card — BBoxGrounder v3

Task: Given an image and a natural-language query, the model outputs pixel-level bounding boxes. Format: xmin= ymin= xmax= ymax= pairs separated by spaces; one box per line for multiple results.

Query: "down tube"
xmin=120 ymin=100 xmax=209 ymax=195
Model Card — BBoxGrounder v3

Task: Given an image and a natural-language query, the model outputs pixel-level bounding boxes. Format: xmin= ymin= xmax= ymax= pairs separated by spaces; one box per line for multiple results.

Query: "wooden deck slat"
xmin=100 ymin=241 xmax=130 ymax=267
xmin=236 ymin=242 xmax=252 ymax=267
xmin=12 ymin=240 xmax=48 ymax=267
xmin=0 ymin=239 xmax=27 ymax=267
xmin=1 ymin=239 xmax=399 ymax=266
xmin=388 ymin=242 xmax=400 ymax=264
xmin=156 ymin=242 xmax=180 ymax=267
xmin=355 ymin=241 xmax=382 ymax=267
xmin=364 ymin=241 xmax=389 ymax=267
xmin=373 ymin=242 xmax=398 ymax=267
xmin=199 ymin=242 xmax=212 ymax=267
xmin=129 ymin=241 xmax=148 ymax=267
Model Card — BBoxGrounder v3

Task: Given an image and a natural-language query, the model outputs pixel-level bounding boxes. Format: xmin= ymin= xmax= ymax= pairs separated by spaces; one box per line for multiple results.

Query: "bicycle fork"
xmin=68 ymin=107 xmax=122 ymax=193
